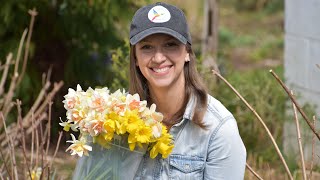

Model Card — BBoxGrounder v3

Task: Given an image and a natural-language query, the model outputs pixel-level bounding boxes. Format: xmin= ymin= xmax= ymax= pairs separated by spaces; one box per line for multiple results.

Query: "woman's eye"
xmin=165 ymin=42 xmax=178 ymax=47
xmin=141 ymin=45 xmax=153 ymax=50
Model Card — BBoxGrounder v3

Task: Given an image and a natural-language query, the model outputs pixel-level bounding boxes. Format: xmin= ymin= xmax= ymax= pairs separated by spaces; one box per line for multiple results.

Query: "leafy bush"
xmin=208 ymin=66 xmax=287 ymax=163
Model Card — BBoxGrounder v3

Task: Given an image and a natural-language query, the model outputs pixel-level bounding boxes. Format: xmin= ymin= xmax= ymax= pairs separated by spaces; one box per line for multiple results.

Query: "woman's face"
xmin=135 ymin=33 xmax=188 ymax=90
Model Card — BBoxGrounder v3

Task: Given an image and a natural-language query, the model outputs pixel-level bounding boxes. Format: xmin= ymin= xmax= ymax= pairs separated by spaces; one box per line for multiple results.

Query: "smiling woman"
xmin=127 ymin=2 xmax=247 ymax=179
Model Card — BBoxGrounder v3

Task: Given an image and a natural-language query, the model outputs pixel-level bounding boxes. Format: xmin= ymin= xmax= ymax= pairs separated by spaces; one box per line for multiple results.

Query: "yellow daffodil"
xmin=135 ymin=125 xmax=152 ymax=143
xmin=102 ymin=119 xmax=116 ymax=142
xmin=28 ymin=167 xmax=42 ymax=180
xmin=150 ymin=137 xmax=174 ymax=159
xmin=124 ymin=110 xmax=143 ymax=133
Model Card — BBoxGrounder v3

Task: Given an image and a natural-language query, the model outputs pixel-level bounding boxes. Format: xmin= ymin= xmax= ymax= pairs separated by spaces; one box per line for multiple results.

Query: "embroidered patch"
xmin=148 ymin=5 xmax=171 ymax=23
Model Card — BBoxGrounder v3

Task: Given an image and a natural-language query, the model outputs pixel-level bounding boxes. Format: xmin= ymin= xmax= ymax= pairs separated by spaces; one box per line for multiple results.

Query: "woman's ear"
xmin=185 ymin=53 xmax=190 ymax=62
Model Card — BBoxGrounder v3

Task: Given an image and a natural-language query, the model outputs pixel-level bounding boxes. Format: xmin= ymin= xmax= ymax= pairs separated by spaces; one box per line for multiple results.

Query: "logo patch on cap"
xmin=148 ymin=5 xmax=171 ymax=23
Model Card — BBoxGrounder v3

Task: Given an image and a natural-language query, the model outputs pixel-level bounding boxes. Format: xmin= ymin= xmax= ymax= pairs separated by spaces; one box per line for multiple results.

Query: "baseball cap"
xmin=129 ymin=2 xmax=192 ymax=45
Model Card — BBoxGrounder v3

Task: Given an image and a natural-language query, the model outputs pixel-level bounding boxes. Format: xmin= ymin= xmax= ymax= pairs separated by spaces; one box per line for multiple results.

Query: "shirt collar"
xmin=182 ymin=95 xmax=196 ymax=121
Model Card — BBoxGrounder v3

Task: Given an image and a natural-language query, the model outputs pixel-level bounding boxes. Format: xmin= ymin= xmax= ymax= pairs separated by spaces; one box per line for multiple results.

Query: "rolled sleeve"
xmin=204 ymin=117 xmax=247 ymax=180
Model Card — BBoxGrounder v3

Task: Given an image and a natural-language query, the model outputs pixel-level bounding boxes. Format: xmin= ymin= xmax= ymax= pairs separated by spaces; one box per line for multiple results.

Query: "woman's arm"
xmin=204 ymin=117 xmax=247 ymax=180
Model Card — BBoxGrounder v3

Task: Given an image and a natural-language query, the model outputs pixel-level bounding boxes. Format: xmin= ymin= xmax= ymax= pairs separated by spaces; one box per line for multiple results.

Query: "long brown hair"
xmin=129 ymin=44 xmax=208 ymax=128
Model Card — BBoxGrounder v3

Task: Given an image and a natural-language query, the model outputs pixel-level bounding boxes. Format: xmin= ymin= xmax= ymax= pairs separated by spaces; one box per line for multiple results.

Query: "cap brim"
xmin=130 ymin=27 xmax=188 ymax=45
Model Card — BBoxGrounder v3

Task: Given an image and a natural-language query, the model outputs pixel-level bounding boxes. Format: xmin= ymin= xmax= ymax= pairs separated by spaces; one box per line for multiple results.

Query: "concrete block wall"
xmin=284 ymin=0 xmax=320 ymax=163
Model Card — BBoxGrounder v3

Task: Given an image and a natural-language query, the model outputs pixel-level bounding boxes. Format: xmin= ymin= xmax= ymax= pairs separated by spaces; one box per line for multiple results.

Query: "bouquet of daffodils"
xmin=60 ymin=85 xmax=174 ymax=179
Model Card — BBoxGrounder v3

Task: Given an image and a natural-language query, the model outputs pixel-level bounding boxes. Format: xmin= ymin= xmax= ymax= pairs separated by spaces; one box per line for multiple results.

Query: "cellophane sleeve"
xmin=72 ymin=136 xmax=146 ymax=179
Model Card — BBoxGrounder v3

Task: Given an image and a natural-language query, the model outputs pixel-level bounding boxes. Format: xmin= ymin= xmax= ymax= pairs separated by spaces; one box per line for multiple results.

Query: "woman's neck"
xmin=148 ymin=81 xmax=185 ymax=122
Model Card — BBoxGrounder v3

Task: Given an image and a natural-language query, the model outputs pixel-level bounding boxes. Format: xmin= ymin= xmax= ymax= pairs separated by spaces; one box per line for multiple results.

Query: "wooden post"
xmin=202 ymin=0 xmax=219 ymax=73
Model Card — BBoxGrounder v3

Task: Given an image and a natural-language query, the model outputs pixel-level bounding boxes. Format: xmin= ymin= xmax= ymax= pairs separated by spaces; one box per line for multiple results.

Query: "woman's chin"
xmin=149 ymin=80 xmax=172 ymax=89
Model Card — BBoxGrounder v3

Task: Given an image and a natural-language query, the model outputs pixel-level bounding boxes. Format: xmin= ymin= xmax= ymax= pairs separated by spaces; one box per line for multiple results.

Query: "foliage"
xmin=221 ymin=0 xmax=284 ymax=13
xmin=209 ymin=66 xmax=287 ymax=163
xmin=109 ymin=40 xmax=130 ymax=91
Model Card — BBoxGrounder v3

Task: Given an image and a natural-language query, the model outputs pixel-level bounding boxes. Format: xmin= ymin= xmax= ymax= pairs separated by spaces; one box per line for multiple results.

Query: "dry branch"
xmin=291 ymin=92 xmax=307 ymax=180
xmin=0 ymin=81 xmax=63 ymax=147
xmin=309 ymin=116 xmax=317 ymax=180
xmin=16 ymin=104 xmax=33 ymax=180
xmin=0 ymin=53 xmax=14 ymax=96
xmin=269 ymin=70 xmax=320 ymax=141
xmin=17 ymin=8 xmax=38 ymax=86
xmin=2 ymin=27 xmax=29 ymax=118
xmin=212 ymin=70 xmax=293 ymax=180
xmin=22 ymin=81 xmax=51 ymax=125
xmin=246 ymin=163 xmax=263 ymax=180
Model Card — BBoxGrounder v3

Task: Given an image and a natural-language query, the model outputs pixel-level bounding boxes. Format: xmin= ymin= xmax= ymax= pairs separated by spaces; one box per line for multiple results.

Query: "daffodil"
xmin=67 ymin=108 xmax=86 ymax=123
xmin=108 ymin=111 xmax=126 ymax=134
xmin=150 ymin=136 xmax=174 ymax=159
xmin=59 ymin=118 xmax=71 ymax=131
xmin=126 ymin=93 xmax=147 ymax=112
xmin=135 ymin=125 xmax=152 ymax=143
xmin=124 ymin=110 xmax=143 ymax=133
xmin=151 ymin=123 xmax=162 ymax=138
xmin=150 ymin=126 xmax=174 ymax=158
xmin=103 ymin=119 xmax=116 ymax=141
xmin=127 ymin=124 xmax=152 ymax=150
xmin=66 ymin=134 xmax=92 ymax=157
xmin=28 ymin=167 xmax=42 ymax=180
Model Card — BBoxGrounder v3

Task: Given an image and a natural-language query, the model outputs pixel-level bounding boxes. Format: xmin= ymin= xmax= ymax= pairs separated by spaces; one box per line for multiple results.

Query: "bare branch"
xmin=246 ymin=163 xmax=263 ymax=180
xmin=0 ymin=53 xmax=14 ymax=96
xmin=16 ymin=8 xmax=38 ymax=87
xmin=308 ymin=116 xmax=316 ymax=180
xmin=1 ymin=113 xmax=18 ymax=179
xmin=31 ymin=113 xmax=35 ymax=168
xmin=22 ymin=81 xmax=51 ymax=125
xmin=49 ymin=132 xmax=63 ymax=168
xmin=45 ymin=101 xmax=53 ymax=157
xmin=269 ymin=70 xmax=320 ymax=141
xmin=291 ymin=91 xmax=306 ymax=180
xmin=17 ymin=100 xmax=33 ymax=180
xmin=212 ymin=70 xmax=293 ymax=180
xmin=1 ymin=28 xmax=28 ymax=118
xmin=0 ymin=142 xmax=12 ymax=180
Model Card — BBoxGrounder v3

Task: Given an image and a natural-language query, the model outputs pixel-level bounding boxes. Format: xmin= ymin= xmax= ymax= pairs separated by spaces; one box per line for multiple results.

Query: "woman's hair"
xmin=129 ymin=44 xmax=208 ymax=128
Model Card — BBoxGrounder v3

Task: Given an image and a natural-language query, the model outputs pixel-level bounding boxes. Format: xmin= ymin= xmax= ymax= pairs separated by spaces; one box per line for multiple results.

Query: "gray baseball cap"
xmin=129 ymin=2 xmax=192 ymax=45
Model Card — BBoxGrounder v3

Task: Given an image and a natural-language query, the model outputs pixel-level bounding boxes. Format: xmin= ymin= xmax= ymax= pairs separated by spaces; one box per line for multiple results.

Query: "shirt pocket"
xmin=169 ymin=154 xmax=204 ymax=180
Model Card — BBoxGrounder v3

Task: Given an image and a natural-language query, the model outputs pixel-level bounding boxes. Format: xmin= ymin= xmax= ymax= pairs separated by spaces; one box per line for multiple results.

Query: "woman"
xmin=129 ymin=2 xmax=246 ymax=179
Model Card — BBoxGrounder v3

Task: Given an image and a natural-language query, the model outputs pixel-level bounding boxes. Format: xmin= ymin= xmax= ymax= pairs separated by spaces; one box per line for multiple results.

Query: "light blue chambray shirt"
xmin=133 ymin=94 xmax=247 ymax=180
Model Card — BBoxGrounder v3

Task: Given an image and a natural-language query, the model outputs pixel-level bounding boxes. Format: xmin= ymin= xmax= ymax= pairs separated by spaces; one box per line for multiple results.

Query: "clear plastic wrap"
xmin=72 ymin=136 xmax=146 ymax=179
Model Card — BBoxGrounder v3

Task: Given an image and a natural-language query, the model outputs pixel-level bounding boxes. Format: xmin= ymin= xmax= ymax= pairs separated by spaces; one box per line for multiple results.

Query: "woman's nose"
xmin=153 ymin=50 xmax=166 ymax=63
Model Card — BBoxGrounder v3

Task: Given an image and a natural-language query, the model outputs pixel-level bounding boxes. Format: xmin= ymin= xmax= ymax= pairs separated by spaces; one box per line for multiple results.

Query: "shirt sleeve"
xmin=204 ymin=117 xmax=247 ymax=180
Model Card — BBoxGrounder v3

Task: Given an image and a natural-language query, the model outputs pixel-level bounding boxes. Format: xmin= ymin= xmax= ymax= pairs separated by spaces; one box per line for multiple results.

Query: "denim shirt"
xmin=134 ymin=95 xmax=247 ymax=180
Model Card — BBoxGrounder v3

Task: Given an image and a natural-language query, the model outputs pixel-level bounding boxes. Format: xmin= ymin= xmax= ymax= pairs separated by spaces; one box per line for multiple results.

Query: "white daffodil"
xmin=66 ymin=134 xmax=92 ymax=157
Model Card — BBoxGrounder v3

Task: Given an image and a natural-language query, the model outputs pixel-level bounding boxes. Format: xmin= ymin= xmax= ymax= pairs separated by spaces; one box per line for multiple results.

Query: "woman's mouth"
xmin=151 ymin=66 xmax=171 ymax=73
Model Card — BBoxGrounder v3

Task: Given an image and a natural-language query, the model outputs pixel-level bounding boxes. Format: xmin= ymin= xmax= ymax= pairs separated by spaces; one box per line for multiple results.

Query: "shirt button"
xmin=185 ymin=164 xmax=190 ymax=169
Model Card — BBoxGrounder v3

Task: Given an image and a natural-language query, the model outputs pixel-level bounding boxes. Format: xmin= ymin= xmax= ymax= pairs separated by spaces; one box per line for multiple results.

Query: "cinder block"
xmin=285 ymin=0 xmax=320 ymax=40
xmin=307 ymin=40 xmax=320 ymax=91
xmin=284 ymin=35 xmax=309 ymax=88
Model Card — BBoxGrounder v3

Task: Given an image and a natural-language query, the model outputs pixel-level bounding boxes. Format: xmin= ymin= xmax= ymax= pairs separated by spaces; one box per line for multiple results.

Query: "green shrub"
xmin=208 ymin=66 xmax=286 ymax=163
